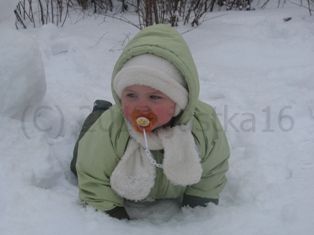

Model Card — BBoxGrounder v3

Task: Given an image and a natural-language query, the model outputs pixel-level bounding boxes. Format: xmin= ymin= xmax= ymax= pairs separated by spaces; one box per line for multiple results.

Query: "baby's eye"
xmin=150 ymin=95 xmax=163 ymax=100
xmin=125 ymin=93 xmax=137 ymax=98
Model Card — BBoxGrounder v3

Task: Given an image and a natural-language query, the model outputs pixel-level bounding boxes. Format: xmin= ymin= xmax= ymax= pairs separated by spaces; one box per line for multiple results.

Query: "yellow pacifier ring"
xmin=136 ymin=117 xmax=150 ymax=127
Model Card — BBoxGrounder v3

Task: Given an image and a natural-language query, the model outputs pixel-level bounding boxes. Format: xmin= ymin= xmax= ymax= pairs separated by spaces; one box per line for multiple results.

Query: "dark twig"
xmin=14 ymin=9 xmax=27 ymax=29
xmin=307 ymin=0 xmax=312 ymax=15
xmin=61 ymin=0 xmax=70 ymax=26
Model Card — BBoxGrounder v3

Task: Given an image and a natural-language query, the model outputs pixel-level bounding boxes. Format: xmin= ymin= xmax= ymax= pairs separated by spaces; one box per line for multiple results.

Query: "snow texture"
xmin=0 ymin=0 xmax=16 ymax=23
xmin=0 ymin=3 xmax=314 ymax=235
xmin=0 ymin=28 xmax=46 ymax=119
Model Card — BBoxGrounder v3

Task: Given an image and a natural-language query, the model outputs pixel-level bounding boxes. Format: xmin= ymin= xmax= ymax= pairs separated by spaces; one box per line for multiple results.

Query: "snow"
xmin=0 ymin=28 xmax=46 ymax=119
xmin=0 ymin=0 xmax=16 ymax=23
xmin=1 ymin=3 xmax=314 ymax=235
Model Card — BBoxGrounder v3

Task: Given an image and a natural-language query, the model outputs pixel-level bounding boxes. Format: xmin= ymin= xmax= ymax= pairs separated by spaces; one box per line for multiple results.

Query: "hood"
xmin=111 ymin=24 xmax=199 ymax=124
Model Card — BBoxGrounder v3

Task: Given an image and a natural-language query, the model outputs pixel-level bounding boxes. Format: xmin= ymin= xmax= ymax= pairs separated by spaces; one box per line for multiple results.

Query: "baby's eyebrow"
xmin=123 ymin=88 xmax=136 ymax=93
xmin=150 ymin=91 xmax=164 ymax=95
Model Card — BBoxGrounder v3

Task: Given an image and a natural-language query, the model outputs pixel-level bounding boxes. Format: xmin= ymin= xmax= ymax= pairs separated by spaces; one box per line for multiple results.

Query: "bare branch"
xmin=14 ymin=9 xmax=27 ymax=29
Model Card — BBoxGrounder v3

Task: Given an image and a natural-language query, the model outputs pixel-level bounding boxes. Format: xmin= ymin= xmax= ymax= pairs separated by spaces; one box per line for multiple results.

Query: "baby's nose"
xmin=136 ymin=101 xmax=150 ymax=112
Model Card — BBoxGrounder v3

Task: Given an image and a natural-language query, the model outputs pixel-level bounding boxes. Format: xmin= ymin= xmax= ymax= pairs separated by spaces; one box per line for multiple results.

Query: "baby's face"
xmin=121 ymin=85 xmax=176 ymax=133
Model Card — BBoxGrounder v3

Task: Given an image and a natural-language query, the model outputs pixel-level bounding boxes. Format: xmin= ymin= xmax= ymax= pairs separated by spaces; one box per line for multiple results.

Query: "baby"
xmin=74 ymin=24 xmax=230 ymax=220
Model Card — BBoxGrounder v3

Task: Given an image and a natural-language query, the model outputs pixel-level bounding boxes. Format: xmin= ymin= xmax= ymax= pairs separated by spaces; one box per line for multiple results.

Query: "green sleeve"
xmin=76 ymin=109 xmax=126 ymax=211
xmin=185 ymin=102 xmax=230 ymax=200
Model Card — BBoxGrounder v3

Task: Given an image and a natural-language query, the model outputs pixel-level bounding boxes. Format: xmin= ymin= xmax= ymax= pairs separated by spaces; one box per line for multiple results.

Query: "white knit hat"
xmin=113 ymin=54 xmax=188 ymax=116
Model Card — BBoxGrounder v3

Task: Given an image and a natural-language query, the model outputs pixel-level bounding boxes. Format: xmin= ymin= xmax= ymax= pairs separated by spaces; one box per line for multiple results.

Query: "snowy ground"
xmin=1 ymin=2 xmax=314 ymax=235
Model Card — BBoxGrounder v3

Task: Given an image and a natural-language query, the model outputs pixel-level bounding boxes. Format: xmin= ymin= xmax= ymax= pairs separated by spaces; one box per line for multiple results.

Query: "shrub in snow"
xmin=14 ymin=0 xmax=71 ymax=29
xmin=0 ymin=29 xmax=46 ymax=119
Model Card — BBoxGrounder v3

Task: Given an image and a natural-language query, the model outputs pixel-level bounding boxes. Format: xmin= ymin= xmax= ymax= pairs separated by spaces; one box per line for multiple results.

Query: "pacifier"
xmin=136 ymin=117 xmax=150 ymax=128
xmin=131 ymin=110 xmax=158 ymax=133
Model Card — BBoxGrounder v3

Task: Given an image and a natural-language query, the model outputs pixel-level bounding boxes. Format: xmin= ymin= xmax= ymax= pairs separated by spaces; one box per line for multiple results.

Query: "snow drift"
xmin=0 ymin=28 xmax=46 ymax=119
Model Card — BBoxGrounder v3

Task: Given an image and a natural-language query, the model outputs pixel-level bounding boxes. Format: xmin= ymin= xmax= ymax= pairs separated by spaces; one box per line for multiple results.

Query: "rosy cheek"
xmin=158 ymin=105 xmax=174 ymax=117
xmin=151 ymin=107 xmax=169 ymax=125
xmin=122 ymin=103 xmax=132 ymax=121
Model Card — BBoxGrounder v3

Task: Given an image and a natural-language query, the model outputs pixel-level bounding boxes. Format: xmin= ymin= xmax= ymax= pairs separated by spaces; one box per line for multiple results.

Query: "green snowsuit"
xmin=76 ymin=24 xmax=230 ymax=212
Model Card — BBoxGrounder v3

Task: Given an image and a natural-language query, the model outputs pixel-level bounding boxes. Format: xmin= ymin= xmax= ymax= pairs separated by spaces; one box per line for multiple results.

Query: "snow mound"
xmin=0 ymin=1 xmax=16 ymax=23
xmin=0 ymin=28 xmax=46 ymax=119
